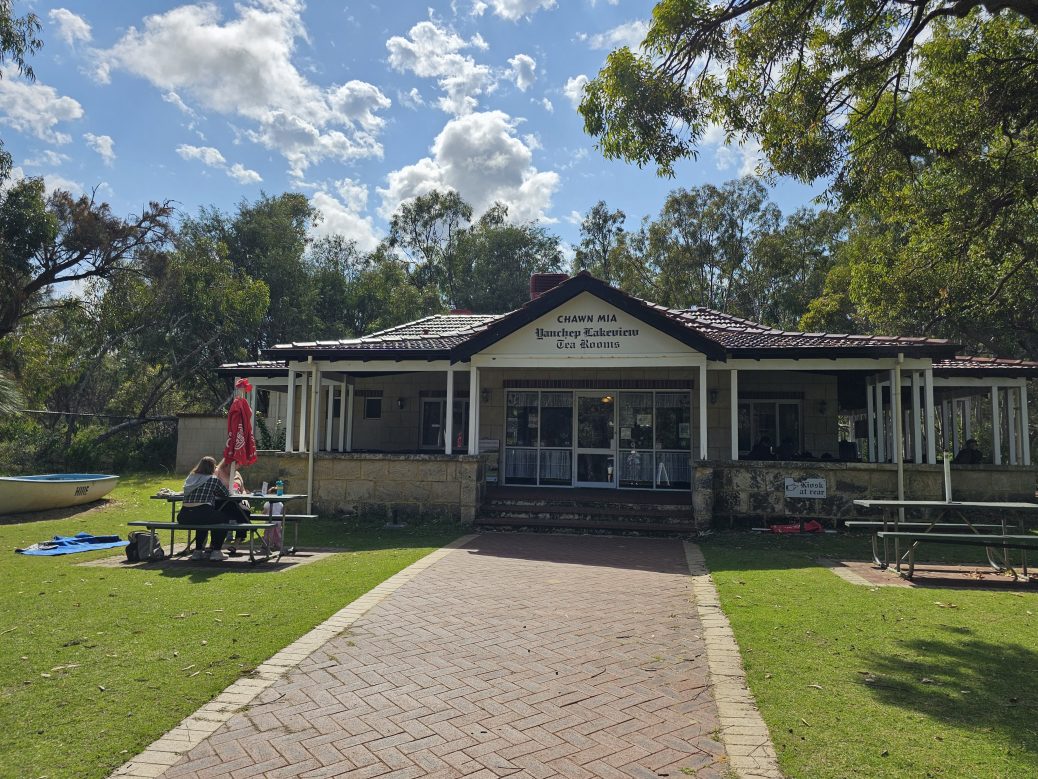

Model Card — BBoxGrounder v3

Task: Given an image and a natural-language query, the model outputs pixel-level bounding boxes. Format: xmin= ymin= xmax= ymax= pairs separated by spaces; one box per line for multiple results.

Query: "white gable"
xmin=478 ymin=292 xmax=698 ymax=360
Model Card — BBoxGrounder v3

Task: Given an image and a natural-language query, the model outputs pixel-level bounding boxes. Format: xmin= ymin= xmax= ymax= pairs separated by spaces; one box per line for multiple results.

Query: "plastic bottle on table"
xmin=275 ymin=478 xmax=284 ymax=496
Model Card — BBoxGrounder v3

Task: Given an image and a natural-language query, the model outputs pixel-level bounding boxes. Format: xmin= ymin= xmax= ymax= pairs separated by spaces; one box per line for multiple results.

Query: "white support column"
xmin=729 ymin=369 xmax=739 ymax=461
xmin=345 ymin=383 xmax=355 ymax=453
xmin=698 ymin=365 xmax=708 ymax=460
xmin=297 ymin=368 xmax=309 ymax=452
xmin=876 ymin=380 xmax=886 ymax=463
xmin=324 ymin=384 xmax=334 ymax=452
xmin=337 ymin=378 xmax=347 ymax=451
xmin=467 ymin=366 xmax=479 ymax=455
xmin=1021 ymin=383 xmax=1031 ymax=466
xmin=991 ymin=385 xmax=1002 ymax=465
xmin=952 ymin=400 xmax=961 ymax=454
xmin=911 ymin=370 xmax=922 ymax=463
xmin=1008 ymin=387 xmax=1018 ymax=465
xmin=964 ymin=398 xmax=973 ymax=441
xmin=924 ymin=368 xmax=936 ymax=464
xmin=249 ymin=386 xmax=258 ymax=437
xmin=866 ymin=376 xmax=876 ymax=462
xmin=444 ymin=365 xmax=455 ymax=455
xmin=284 ymin=369 xmax=296 ymax=453
xmin=890 ymin=369 xmax=902 ymax=464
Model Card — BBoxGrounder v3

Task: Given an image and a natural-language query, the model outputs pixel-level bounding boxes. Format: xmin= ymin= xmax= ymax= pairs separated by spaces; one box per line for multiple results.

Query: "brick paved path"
xmin=161 ymin=534 xmax=730 ymax=778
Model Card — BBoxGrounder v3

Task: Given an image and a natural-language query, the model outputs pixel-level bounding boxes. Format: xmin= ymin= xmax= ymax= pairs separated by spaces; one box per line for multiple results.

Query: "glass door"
xmin=575 ymin=392 xmax=616 ymax=487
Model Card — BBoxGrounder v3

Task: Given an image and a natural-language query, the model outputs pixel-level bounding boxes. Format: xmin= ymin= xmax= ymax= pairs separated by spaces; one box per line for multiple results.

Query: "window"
xmin=364 ymin=397 xmax=382 ymax=420
xmin=420 ymin=398 xmax=469 ymax=450
xmin=738 ymin=400 xmax=801 ymax=457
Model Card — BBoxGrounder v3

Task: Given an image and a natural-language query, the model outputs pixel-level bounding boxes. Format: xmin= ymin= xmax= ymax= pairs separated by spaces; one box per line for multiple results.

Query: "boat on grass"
xmin=0 ymin=474 xmax=119 ymax=516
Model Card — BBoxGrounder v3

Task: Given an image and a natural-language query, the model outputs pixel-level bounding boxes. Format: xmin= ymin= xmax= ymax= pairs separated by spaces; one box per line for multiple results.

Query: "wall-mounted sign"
xmin=784 ymin=477 xmax=827 ymax=499
xmin=484 ymin=292 xmax=695 ymax=358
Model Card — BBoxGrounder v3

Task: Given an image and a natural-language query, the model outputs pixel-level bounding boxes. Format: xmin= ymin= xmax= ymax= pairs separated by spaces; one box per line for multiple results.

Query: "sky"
xmin=4 ymin=0 xmax=821 ymax=256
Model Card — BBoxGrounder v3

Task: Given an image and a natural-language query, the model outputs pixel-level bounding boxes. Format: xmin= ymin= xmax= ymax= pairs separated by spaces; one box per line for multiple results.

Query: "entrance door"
xmin=575 ymin=392 xmax=616 ymax=487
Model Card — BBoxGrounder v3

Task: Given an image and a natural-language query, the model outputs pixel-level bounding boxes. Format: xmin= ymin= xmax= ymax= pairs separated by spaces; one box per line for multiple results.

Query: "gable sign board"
xmin=784 ymin=477 xmax=827 ymax=499
xmin=482 ymin=292 xmax=697 ymax=359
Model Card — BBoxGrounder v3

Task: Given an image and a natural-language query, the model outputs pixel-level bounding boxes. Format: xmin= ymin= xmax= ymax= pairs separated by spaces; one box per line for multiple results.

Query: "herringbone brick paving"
xmin=160 ymin=534 xmax=730 ymax=778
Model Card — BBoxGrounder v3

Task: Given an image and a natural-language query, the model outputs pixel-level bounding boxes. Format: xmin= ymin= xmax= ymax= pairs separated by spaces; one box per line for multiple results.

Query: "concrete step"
xmin=475 ymin=516 xmax=698 ymax=536
xmin=480 ymin=504 xmax=691 ymax=521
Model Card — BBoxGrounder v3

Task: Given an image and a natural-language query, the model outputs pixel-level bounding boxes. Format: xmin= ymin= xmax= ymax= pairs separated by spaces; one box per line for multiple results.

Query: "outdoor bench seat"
xmin=845 ymin=521 xmax=1005 ymax=530
xmin=128 ymin=520 xmax=279 ymax=564
xmin=875 ymin=531 xmax=1038 ymax=579
xmin=278 ymin=514 xmax=317 ymax=554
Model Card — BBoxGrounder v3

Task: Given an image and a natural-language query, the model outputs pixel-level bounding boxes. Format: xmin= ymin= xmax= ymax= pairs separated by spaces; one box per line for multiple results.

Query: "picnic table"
xmin=147 ymin=492 xmax=310 ymax=562
xmin=850 ymin=499 xmax=1038 ymax=579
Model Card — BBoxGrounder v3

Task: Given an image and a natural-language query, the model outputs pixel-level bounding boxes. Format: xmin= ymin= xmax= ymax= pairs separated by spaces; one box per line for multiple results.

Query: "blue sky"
xmin=5 ymin=0 xmax=820 ymax=254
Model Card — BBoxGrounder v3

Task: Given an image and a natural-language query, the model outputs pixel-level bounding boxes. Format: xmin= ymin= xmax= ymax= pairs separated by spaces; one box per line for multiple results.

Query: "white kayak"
xmin=0 ymin=473 xmax=120 ymax=516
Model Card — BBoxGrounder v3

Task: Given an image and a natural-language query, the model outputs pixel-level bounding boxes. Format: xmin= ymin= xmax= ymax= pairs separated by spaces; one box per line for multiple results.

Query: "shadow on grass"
xmin=860 ymin=628 xmax=1038 ymax=756
xmin=698 ymin=530 xmax=1009 ymax=573
xmin=0 ymin=498 xmax=118 ymax=526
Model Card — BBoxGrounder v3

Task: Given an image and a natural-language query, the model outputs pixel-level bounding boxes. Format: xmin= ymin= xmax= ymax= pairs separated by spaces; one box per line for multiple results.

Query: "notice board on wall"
xmin=783 ymin=477 xmax=827 ymax=499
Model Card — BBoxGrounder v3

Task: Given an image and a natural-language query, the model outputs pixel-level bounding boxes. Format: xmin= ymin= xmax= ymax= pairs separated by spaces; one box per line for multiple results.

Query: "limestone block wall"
xmin=251 ymin=451 xmax=487 ymax=522
xmin=175 ymin=415 xmax=229 ymax=473
xmin=707 ymin=462 xmax=1036 ymax=524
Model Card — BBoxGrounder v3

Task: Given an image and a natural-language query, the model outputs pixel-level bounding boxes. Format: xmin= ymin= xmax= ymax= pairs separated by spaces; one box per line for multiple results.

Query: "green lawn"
xmin=700 ymin=531 xmax=1038 ymax=779
xmin=0 ymin=474 xmax=460 ymax=779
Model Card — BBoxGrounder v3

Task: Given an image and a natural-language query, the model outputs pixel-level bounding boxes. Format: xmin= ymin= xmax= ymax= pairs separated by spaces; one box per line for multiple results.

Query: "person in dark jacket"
xmin=952 ymin=438 xmax=983 ymax=464
xmin=179 ymin=456 xmax=231 ymax=561
xmin=747 ymin=436 xmax=775 ymax=460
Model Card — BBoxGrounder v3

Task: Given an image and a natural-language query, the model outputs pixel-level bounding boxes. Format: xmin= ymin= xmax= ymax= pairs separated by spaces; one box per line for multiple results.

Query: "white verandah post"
xmin=729 ymin=369 xmax=739 ymax=461
xmin=1008 ymin=386 xmax=1018 ymax=465
xmin=445 ymin=365 xmax=454 ymax=455
xmin=324 ymin=383 xmax=334 ymax=452
xmin=876 ymin=379 xmax=886 ymax=463
xmin=345 ymin=383 xmax=355 ymax=453
xmin=866 ymin=375 xmax=876 ymax=462
xmin=991 ymin=384 xmax=1002 ymax=465
xmin=924 ymin=368 xmax=936 ymax=464
xmin=698 ymin=365 xmax=708 ymax=460
xmin=337 ymin=377 xmax=347 ymax=451
xmin=297 ymin=366 xmax=309 ymax=452
xmin=1021 ymin=383 xmax=1031 ymax=466
xmin=468 ymin=366 xmax=479 ymax=455
xmin=284 ymin=368 xmax=296 ymax=453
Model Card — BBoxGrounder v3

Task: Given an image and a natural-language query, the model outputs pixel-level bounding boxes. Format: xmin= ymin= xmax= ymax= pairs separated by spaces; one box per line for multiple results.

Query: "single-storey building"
xmin=215 ymin=272 xmax=1037 ymax=529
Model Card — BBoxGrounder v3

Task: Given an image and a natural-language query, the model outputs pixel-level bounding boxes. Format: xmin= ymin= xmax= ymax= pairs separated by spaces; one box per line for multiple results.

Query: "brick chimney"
xmin=529 ymin=273 xmax=569 ymax=300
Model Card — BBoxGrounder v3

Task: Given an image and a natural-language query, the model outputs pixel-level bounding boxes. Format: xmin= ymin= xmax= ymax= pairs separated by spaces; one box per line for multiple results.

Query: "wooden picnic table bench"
xmin=876 ymin=531 xmax=1038 ymax=580
xmin=128 ymin=520 xmax=279 ymax=564
xmin=852 ymin=499 xmax=1038 ymax=579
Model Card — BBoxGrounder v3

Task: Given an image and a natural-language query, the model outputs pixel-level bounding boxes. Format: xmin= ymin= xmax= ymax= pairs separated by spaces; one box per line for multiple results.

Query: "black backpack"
xmin=125 ymin=531 xmax=165 ymax=563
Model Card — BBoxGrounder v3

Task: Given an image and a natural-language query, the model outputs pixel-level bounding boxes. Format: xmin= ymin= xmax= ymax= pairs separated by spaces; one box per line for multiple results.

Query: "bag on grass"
xmin=126 ymin=531 xmax=165 ymax=562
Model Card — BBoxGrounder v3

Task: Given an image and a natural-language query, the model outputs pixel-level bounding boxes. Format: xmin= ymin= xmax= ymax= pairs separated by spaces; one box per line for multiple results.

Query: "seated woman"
xmin=180 ymin=456 xmax=233 ymax=561
xmin=953 ymin=438 xmax=983 ymax=464
xmin=215 ymin=459 xmax=254 ymax=557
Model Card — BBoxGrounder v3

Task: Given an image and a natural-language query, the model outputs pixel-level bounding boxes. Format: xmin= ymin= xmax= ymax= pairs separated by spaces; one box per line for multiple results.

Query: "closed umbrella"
xmin=224 ymin=378 xmax=257 ymax=488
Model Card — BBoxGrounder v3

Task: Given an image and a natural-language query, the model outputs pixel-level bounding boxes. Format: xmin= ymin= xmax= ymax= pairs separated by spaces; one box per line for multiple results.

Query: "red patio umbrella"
xmin=224 ymin=378 xmax=257 ymax=487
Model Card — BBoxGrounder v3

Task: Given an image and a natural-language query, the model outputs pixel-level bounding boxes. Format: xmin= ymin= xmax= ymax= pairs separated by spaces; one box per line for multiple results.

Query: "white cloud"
xmin=563 ymin=74 xmax=588 ymax=109
xmin=95 ymin=1 xmax=390 ymax=177
xmin=702 ymin=123 xmax=763 ymax=176
xmin=162 ymin=90 xmax=197 ymax=118
xmin=398 ymin=87 xmax=426 ymax=110
xmin=471 ymin=1 xmax=488 ymax=16
xmin=566 ymin=210 xmax=583 ymax=225
xmin=386 ymin=20 xmax=495 ymax=115
xmin=177 ymin=144 xmax=262 ymax=184
xmin=83 ymin=133 xmax=115 ymax=165
xmin=49 ymin=8 xmax=92 ymax=46
xmin=540 ymin=97 xmax=554 ymax=113
xmin=508 ymin=53 xmax=536 ymax=92
xmin=0 ymin=80 xmax=83 ymax=144
xmin=310 ymin=178 xmax=379 ymax=251
xmin=23 ymin=150 xmax=70 ymax=167
xmin=585 ymin=20 xmax=648 ymax=50
xmin=379 ymin=110 xmax=560 ymax=224
xmin=486 ymin=0 xmax=556 ymax=21
xmin=228 ymin=163 xmax=262 ymax=184
xmin=4 ymin=165 xmax=85 ymax=198
xmin=177 ymin=144 xmax=226 ymax=167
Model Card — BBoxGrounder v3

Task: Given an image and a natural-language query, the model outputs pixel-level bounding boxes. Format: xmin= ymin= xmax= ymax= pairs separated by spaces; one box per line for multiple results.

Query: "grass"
xmin=700 ymin=531 xmax=1038 ymax=779
xmin=0 ymin=474 xmax=460 ymax=779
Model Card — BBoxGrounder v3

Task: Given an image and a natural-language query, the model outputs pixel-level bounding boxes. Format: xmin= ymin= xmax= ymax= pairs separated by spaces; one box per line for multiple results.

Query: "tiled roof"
xmin=933 ymin=355 xmax=1038 ymax=375
xmin=266 ymin=314 xmax=503 ymax=354
xmin=655 ymin=304 xmax=956 ymax=352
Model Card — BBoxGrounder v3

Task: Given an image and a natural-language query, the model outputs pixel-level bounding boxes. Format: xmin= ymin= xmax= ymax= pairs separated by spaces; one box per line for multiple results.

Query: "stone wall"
xmin=251 ymin=451 xmax=487 ymax=522
xmin=705 ymin=461 xmax=1036 ymax=525
xmin=175 ymin=414 xmax=228 ymax=473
